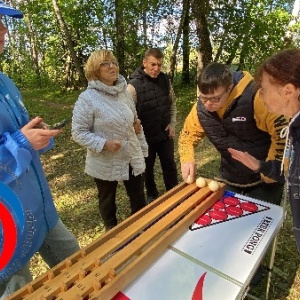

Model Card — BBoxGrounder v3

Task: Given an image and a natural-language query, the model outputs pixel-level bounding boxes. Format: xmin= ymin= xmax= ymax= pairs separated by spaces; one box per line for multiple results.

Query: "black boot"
xmin=104 ymin=217 xmax=117 ymax=232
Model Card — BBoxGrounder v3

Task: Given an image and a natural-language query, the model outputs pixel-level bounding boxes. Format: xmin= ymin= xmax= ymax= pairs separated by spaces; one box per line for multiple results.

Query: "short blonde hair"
xmin=85 ymin=49 xmax=117 ymax=81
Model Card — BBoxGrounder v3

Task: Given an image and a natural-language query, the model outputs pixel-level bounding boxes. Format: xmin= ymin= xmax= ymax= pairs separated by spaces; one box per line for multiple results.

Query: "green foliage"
xmin=209 ymin=0 xmax=293 ymax=71
xmin=0 ymin=0 xmax=299 ymax=89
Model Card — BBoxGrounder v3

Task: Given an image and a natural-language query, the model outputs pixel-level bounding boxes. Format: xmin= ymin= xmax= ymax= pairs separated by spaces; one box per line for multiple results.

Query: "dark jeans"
xmin=225 ymin=181 xmax=284 ymax=206
xmin=145 ymin=138 xmax=178 ymax=197
xmin=94 ymin=168 xmax=146 ymax=229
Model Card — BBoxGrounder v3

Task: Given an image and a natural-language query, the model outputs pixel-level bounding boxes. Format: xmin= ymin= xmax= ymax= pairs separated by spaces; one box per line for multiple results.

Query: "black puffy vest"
xmin=197 ymin=81 xmax=271 ymax=184
xmin=130 ymin=68 xmax=171 ymax=144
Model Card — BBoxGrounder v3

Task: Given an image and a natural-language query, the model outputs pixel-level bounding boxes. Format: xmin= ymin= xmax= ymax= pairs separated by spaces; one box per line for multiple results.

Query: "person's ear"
xmin=228 ymin=83 xmax=234 ymax=90
xmin=283 ymin=83 xmax=297 ymax=99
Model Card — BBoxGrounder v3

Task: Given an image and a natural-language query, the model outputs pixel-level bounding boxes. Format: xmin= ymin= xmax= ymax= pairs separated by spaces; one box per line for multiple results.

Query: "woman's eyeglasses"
xmin=100 ymin=61 xmax=119 ymax=68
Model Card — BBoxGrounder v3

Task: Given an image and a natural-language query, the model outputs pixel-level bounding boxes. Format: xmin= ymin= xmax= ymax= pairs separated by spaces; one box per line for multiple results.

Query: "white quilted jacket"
xmin=71 ymin=75 xmax=148 ymax=181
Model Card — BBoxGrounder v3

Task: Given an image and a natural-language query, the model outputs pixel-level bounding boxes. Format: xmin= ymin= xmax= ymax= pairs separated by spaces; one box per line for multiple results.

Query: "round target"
xmin=0 ymin=182 xmax=25 ymax=275
xmin=225 ymin=206 xmax=243 ymax=216
xmin=240 ymin=202 xmax=258 ymax=212
xmin=212 ymin=201 xmax=225 ymax=210
xmin=0 ymin=202 xmax=17 ymax=270
xmin=223 ymin=196 xmax=240 ymax=206
xmin=209 ymin=210 xmax=227 ymax=221
xmin=196 ymin=215 xmax=212 ymax=225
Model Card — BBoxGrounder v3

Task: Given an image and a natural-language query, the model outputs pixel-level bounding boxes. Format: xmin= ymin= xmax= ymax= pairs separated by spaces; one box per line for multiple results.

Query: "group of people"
xmin=1 ymin=1 xmax=300 ymax=299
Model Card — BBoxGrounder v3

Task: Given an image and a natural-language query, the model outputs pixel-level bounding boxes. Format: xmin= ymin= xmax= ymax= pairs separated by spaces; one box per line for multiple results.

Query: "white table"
xmin=113 ymin=191 xmax=284 ymax=300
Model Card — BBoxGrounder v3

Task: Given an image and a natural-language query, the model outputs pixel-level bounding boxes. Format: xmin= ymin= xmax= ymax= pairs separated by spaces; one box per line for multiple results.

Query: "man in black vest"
xmin=128 ymin=48 xmax=178 ymax=203
xmin=179 ymin=62 xmax=288 ymax=205
xmin=178 ymin=62 xmax=289 ymax=285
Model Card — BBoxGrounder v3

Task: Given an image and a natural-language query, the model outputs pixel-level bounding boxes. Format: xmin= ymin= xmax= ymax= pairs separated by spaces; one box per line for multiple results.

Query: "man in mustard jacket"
xmin=179 ymin=62 xmax=288 ymax=206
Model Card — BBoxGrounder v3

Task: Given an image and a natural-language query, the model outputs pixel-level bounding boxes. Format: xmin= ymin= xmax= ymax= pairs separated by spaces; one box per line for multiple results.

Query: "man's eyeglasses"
xmin=100 ymin=61 xmax=119 ymax=68
xmin=197 ymin=87 xmax=229 ymax=104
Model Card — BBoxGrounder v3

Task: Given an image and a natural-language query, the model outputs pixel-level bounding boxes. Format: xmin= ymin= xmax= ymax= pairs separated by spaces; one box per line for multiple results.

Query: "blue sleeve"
xmin=0 ymin=131 xmax=33 ymax=184
xmin=0 ymin=131 xmax=55 ymax=184
xmin=38 ymin=138 xmax=54 ymax=155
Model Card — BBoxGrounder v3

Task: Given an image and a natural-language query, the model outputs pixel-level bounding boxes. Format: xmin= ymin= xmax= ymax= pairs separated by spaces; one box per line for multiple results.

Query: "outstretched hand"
xmin=227 ymin=148 xmax=260 ymax=171
xmin=181 ymin=162 xmax=196 ymax=183
xmin=21 ymin=117 xmax=61 ymax=150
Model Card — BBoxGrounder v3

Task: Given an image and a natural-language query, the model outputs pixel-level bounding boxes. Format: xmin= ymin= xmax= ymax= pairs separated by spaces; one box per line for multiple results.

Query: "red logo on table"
xmin=112 ymin=292 xmax=131 ymax=300
xmin=190 ymin=192 xmax=270 ymax=231
xmin=113 ymin=273 xmax=207 ymax=300
xmin=192 ymin=272 xmax=206 ymax=300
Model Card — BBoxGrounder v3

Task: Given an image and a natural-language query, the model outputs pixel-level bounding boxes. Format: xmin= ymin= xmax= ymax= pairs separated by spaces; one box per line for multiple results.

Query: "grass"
xmin=21 ymin=85 xmax=300 ymax=299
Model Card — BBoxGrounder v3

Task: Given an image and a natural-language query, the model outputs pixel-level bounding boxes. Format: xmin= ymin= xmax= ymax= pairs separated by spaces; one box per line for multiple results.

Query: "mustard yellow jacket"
xmin=178 ymin=71 xmax=288 ymax=183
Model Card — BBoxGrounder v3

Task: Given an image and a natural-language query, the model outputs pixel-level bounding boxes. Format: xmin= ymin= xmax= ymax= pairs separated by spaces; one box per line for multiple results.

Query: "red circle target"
xmin=223 ymin=197 xmax=240 ymax=206
xmin=212 ymin=201 xmax=225 ymax=210
xmin=209 ymin=210 xmax=227 ymax=221
xmin=196 ymin=215 xmax=212 ymax=225
xmin=225 ymin=206 xmax=243 ymax=216
xmin=240 ymin=202 xmax=258 ymax=212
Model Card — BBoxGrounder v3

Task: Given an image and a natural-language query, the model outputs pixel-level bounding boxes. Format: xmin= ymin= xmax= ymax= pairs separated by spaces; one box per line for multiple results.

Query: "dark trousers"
xmin=145 ymin=138 xmax=178 ymax=197
xmin=290 ymin=194 xmax=300 ymax=253
xmin=94 ymin=168 xmax=146 ymax=229
xmin=225 ymin=182 xmax=284 ymax=206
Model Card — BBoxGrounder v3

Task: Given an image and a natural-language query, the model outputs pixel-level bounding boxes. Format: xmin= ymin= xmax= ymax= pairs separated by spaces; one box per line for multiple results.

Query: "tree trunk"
xmin=51 ymin=0 xmax=87 ymax=87
xmin=214 ymin=0 xmax=237 ymax=63
xmin=181 ymin=0 xmax=191 ymax=84
xmin=63 ymin=53 xmax=72 ymax=90
xmin=192 ymin=0 xmax=212 ymax=76
xmin=142 ymin=2 xmax=148 ymax=48
xmin=115 ymin=0 xmax=126 ymax=77
xmin=237 ymin=32 xmax=250 ymax=71
xmin=25 ymin=10 xmax=42 ymax=87
xmin=169 ymin=0 xmax=190 ymax=82
xmin=225 ymin=35 xmax=243 ymax=65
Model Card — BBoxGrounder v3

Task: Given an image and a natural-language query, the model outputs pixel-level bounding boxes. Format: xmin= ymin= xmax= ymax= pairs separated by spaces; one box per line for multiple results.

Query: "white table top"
xmin=113 ymin=191 xmax=284 ymax=300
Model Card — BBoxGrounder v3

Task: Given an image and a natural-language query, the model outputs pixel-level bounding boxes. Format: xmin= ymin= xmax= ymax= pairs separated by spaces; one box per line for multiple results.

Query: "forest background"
xmin=3 ymin=0 xmax=300 ymax=89
xmin=3 ymin=0 xmax=300 ymax=299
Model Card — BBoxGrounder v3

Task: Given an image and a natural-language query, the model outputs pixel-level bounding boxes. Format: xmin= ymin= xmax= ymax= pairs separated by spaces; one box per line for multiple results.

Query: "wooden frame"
xmin=7 ymin=181 xmax=225 ymax=300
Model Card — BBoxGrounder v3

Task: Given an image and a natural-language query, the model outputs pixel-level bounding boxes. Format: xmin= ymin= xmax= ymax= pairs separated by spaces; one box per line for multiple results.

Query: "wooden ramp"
xmin=7 ymin=181 xmax=225 ymax=300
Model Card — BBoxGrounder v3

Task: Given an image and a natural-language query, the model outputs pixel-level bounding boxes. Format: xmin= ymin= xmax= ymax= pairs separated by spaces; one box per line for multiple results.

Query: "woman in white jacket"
xmin=72 ymin=49 xmax=148 ymax=231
